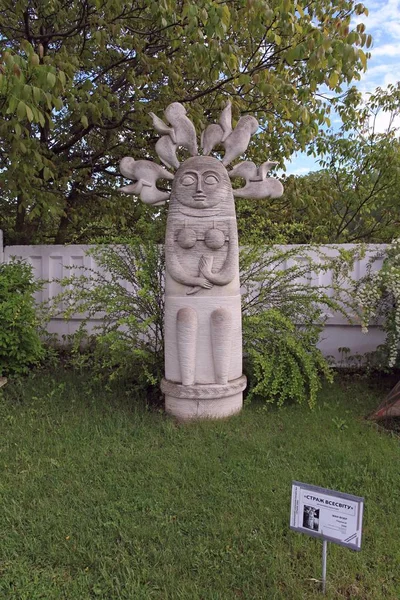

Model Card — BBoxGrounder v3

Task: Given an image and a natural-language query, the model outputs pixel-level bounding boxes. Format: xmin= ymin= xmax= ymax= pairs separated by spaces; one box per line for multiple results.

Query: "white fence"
xmin=3 ymin=236 xmax=387 ymax=362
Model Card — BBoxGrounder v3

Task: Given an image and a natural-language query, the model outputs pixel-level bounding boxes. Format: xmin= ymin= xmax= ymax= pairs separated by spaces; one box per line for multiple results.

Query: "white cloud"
xmin=370 ymin=109 xmax=400 ymax=134
xmin=353 ymin=0 xmax=400 ymax=34
xmin=383 ymin=71 xmax=400 ymax=87
xmin=289 ymin=167 xmax=312 ymax=176
xmin=371 ymin=43 xmax=400 ymax=57
xmin=365 ymin=64 xmax=396 ymax=77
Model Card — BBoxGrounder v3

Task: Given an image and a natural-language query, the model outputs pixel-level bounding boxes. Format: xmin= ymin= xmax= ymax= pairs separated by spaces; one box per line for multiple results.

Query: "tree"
xmin=0 ymin=0 xmax=370 ymax=244
xmin=275 ymin=84 xmax=400 ymax=244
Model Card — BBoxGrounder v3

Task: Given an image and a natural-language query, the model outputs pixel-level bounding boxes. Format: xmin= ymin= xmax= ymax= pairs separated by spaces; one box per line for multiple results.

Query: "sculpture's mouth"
xmin=193 ymin=193 xmax=207 ymax=201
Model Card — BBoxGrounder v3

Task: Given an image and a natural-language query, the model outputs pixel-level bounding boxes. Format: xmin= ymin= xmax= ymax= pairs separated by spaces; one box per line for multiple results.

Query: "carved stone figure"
xmin=119 ymin=157 xmax=174 ymax=205
xmin=120 ymin=101 xmax=283 ymax=420
xmin=229 ymin=160 xmax=284 ymax=198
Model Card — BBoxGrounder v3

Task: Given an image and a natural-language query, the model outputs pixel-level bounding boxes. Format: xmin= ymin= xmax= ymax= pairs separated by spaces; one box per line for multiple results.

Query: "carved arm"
xmin=165 ymin=227 xmax=212 ymax=288
xmin=199 ymin=221 xmax=238 ymax=286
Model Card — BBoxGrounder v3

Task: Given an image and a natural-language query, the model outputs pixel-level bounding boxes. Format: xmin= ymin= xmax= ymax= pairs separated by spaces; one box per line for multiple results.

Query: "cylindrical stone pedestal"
xmin=162 ymin=376 xmax=247 ymax=420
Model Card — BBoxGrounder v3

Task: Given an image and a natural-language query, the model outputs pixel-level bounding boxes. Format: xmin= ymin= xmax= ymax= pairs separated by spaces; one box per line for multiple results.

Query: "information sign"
xmin=290 ymin=481 xmax=364 ymax=551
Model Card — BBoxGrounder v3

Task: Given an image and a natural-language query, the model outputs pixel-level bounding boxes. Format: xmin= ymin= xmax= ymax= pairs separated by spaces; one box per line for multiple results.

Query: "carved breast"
xmin=177 ymin=228 xmax=197 ymax=249
xmin=204 ymin=228 xmax=225 ymax=249
xmin=176 ymin=227 xmax=227 ymax=250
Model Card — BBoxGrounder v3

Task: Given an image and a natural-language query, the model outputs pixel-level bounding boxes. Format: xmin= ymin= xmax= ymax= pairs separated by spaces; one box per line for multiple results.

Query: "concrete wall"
xmin=4 ymin=240 xmax=387 ymax=361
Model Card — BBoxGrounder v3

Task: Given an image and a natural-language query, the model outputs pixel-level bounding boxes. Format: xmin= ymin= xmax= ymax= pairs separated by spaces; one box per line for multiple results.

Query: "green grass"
xmin=0 ymin=370 xmax=399 ymax=600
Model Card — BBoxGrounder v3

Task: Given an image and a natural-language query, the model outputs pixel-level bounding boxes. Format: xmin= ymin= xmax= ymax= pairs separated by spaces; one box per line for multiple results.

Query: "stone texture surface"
xmin=164 ymin=295 xmax=242 ymax=385
xmin=164 ymin=392 xmax=244 ymax=421
xmin=162 ymin=376 xmax=247 ymax=421
xmin=163 ymin=155 xmax=244 ymax=418
xmin=229 ymin=161 xmax=284 ymax=199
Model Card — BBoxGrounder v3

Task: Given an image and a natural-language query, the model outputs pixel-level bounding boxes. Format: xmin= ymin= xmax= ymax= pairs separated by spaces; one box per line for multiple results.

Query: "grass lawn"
xmin=0 ymin=369 xmax=399 ymax=600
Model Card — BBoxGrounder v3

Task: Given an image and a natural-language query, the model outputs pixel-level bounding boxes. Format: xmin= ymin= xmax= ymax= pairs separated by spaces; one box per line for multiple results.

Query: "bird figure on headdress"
xmin=201 ymin=102 xmax=233 ymax=155
xmin=149 ymin=102 xmax=198 ymax=169
xmin=221 ymin=115 xmax=259 ymax=166
xmin=229 ymin=160 xmax=283 ymax=199
xmin=119 ymin=157 xmax=174 ymax=206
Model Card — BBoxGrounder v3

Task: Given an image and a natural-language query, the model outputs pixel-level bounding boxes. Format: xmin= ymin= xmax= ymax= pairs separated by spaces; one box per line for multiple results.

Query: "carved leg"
xmin=211 ymin=308 xmax=233 ymax=384
xmin=177 ymin=307 xmax=198 ymax=385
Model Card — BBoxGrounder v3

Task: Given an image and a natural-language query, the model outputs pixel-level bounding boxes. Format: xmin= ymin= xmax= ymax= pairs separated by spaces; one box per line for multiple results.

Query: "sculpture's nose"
xmin=195 ymin=174 xmax=203 ymax=193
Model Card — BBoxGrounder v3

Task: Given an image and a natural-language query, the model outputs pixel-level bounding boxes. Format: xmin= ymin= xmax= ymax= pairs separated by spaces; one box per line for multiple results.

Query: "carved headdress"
xmin=120 ymin=101 xmax=283 ymax=205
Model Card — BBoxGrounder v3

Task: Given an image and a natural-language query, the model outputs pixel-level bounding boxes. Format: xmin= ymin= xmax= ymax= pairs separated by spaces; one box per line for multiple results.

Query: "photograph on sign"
xmin=290 ymin=481 xmax=364 ymax=550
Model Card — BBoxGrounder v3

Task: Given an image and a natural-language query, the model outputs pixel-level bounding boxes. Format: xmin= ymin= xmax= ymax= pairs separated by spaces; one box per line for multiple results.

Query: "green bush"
xmin=244 ymin=309 xmax=333 ymax=408
xmin=240 ymin=245 xmax=361 ymax=407
xmin=0 ymin=259 xmax=44 ymax=376
xmin=356 ymin=238 xmax=400 ymax=369
xmin=50 ymin=238 xmax=165 ymax=402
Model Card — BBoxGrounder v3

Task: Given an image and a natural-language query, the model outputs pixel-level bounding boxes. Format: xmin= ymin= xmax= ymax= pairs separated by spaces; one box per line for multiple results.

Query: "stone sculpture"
xmin=120 ymin=101 xmax=283 ymax=420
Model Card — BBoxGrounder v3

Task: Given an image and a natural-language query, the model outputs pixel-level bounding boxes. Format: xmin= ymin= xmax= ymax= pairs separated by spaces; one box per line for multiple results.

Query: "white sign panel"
xmin=290 ymin=481 xmax=364 ymax=551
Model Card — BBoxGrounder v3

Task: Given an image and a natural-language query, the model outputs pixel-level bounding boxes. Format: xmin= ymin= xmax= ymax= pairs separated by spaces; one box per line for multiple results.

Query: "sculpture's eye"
xmin=180 ymin=174 xmax=196 ymax=186
xmin=204 ymin=173 xmax=219 ymax=185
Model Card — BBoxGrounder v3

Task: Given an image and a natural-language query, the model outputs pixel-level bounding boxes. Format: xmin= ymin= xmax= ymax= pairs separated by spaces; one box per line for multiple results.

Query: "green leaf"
xmin=329 ymin=72 xmax=339 ymax=88
xmin=25 ymin=105 xmax=34 ymax=122
xmin=81 ymin=115 xmax=89 ymax=128
xmin=58 ymin=71 xmax=66 ymax=86
xmin=38 ymin=111 xmax=46 ymax=127
xmin=16 ymin=100 xmax=26 ymax=120
xmin=358 ymin=49 xmax=367 ymax=70
xmin=22 ymin=85 xmax=32 ymax=101
xmin=43 ymin=166 xmax=52 ymax=181
xmin=30 ymin=53 xmax=40 ymax=66
xmin=47 ymin=72 xmax=56 ymax=88
xmin=300 ymin=108 xmax=309 ymax=124
xmin=285 ymin=47 xmax=298 ymax=65
xmin=221 ymin=5 xmax=230 ymax=27
xmin=32 ymin=86 xmax=41 ymax=104
xmin=53 ymin=97 xmax=63 ymax=110
xmin=238 ymin=73 xmax=250 ymax=85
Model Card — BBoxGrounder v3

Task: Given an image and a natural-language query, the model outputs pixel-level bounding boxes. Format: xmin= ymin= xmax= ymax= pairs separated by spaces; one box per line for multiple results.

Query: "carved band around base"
xmin=161 ymin=375 xmax=247 ymax=399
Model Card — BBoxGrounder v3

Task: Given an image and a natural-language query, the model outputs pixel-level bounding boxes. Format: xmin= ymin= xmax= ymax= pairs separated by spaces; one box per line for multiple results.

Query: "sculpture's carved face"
xmin=172 ymin=156 xmax=232 ymax=210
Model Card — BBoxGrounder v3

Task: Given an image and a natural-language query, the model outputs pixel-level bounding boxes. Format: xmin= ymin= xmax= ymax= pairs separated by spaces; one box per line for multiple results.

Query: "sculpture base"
xmin=161 ymin=376 xmax=247 ymax=421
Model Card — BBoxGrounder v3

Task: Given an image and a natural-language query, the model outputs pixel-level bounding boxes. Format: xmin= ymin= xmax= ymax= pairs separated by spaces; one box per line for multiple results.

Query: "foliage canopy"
xmin=243 ymin=85 xmax=400 ymax=244
xmin=0 ymin=0 xmax=370 ymax=243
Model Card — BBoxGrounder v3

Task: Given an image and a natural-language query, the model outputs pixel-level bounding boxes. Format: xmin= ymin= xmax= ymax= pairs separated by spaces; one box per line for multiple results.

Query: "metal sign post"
xmin=290 ymin=482 xmax=364 ymax=595
xmin=322 ymin=538 xmax=328 ymax=594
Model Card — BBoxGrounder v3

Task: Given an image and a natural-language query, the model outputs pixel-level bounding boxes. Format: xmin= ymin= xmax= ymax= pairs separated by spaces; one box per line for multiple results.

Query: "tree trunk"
xmin=54 ymin=185 xmax=79 ymax=244
xmin=14 ymin=195 xmax=30 ymax=244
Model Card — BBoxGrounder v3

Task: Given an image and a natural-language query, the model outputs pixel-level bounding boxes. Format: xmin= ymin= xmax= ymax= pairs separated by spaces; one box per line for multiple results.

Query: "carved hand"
xmin=199 ymin=277 xmax=213 ymax=290
xmin=186 ymin=277 xmax=213 ymax=295
xmin=199 ymin=255 xmax=213 ymax=278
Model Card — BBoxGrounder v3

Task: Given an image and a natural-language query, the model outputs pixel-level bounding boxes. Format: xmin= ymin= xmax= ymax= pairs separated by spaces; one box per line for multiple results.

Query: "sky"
xmin=286 ymin=0 xmax=400 ymax=176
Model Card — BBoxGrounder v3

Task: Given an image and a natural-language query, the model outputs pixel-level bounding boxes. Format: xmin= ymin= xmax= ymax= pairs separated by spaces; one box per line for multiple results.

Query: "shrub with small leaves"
xmin=0 ymin=259 xmax=44 ymax=375
xmin=244 ymin=309 xmax=333 ymax=408
xmin=356 ymin=238 xmax=400 ymax=368
xmin=49 ymin=238 xmax=165 ymax=402
xmin=241 ymin=244 xmax=361 ymax=407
